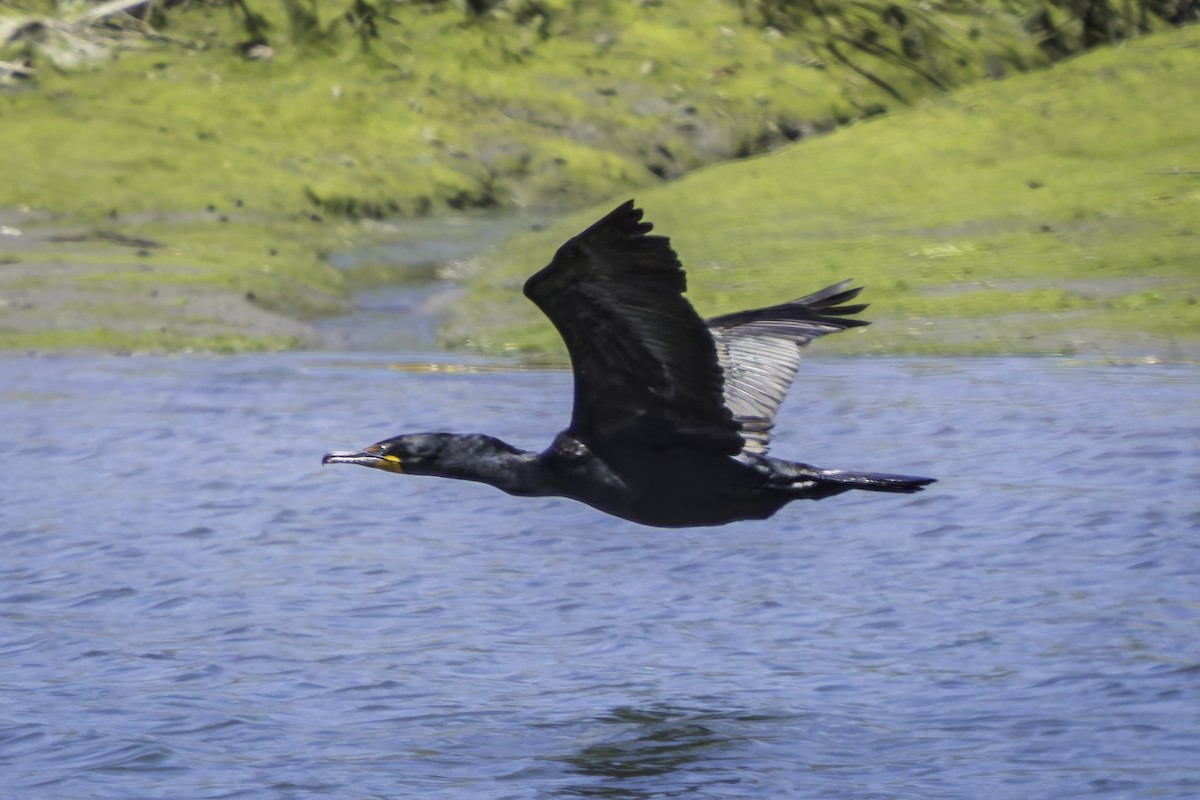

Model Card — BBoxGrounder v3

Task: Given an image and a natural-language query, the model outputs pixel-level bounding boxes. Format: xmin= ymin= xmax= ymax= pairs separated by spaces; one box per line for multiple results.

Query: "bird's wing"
xmin=523 ymin=201 xmax=744 ymax=454
xmin=707 ymin=281 xmax=869 ymax=456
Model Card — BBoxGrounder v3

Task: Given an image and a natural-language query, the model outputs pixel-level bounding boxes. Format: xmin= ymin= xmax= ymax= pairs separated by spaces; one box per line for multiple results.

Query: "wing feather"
xmin=708 ymin=281 xmax=869 ymax=455
xmin=523 ymin=201 xmax=743 ymax=454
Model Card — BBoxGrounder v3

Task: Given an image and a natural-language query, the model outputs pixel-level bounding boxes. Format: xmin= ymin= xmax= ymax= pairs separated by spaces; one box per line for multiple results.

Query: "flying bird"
xmin=324 ymin=201 xmax=934 ymax=527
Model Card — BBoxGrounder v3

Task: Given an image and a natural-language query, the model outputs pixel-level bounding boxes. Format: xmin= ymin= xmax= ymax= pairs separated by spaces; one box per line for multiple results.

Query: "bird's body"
xmin=324 ymin=201 xmax=934 ymax=527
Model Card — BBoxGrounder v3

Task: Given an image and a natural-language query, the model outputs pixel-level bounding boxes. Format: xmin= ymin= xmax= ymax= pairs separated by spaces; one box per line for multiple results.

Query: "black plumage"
xmin=324 ymin=200 xmax=934 ymax=527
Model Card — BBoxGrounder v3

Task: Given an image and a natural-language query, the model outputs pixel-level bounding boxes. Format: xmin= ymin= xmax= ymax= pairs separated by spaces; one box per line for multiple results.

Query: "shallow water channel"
xmin=2 ymin=353 xmax=1198 ymax=798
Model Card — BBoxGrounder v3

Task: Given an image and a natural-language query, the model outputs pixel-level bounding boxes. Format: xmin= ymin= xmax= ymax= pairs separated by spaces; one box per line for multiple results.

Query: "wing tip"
xmin=792 ymin=279 xmax=864 ymax=308
xmin=708 ymin=280 xmax=871 ymax=332
xmin=607 ymin=198 xmax=650 ymax=236
xmin=794 ymin=279 xmax=870 ymax=328
xmin=559 ymin=199 xmax=656 ymax=247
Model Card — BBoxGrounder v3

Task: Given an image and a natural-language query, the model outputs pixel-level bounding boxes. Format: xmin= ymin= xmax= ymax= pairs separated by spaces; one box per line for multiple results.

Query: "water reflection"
xmin=556 ymin=705 xmax=791 ymax=797
xmin=565 ymin=706 xmax=729 ymax=779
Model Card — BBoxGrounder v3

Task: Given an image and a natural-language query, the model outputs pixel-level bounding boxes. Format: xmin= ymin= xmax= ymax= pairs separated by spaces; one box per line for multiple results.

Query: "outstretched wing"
xmin=707 ymin=281 xmax=869 ymax=456
xmin=523 ymin=201 xmax=743 ymax=454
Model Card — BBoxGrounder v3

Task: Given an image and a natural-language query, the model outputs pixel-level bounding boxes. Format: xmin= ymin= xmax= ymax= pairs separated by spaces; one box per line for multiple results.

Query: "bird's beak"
xmin=322 ymin=450 xmax=404 ymax=473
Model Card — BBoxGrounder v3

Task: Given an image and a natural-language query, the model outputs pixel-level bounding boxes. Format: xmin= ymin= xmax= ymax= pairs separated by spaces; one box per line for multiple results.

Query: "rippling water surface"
xmin=2 ymin=354 xmax=1197 ymax=799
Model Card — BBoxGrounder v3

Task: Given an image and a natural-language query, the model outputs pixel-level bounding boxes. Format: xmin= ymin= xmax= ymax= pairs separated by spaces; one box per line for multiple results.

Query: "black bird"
xmin=323 ymin=201 xmax=934 ymax=527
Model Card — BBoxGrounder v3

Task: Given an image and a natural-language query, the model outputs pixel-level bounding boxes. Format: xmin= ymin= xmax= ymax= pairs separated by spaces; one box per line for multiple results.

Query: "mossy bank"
xmin=0 ymin=1 xmax=1195 ymax=353
xmin=447 ymin=24 xmax=1200 ymax=361
xmin=2 ymin=1 xmax=1068 ymax=219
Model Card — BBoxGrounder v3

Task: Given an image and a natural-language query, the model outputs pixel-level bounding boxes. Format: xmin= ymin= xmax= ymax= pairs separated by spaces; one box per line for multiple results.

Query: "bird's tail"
xmin=761 ymin=457 xmax=935 ymax=497
xmin=812 ymin=468 xmax=935 ymax=494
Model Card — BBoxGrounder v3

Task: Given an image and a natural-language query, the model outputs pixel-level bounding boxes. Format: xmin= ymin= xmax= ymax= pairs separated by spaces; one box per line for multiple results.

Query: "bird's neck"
xmin=430 ymin=434 xmax=550 ymax=497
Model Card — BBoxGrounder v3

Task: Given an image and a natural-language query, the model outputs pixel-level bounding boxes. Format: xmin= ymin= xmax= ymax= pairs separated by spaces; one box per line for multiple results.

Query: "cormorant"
xmin=323 ymin=200 xmax=934 ymax=527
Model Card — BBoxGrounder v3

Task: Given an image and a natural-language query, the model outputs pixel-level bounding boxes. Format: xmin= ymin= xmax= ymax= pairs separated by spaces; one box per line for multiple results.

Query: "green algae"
xmin=445 ymin=25 xmax=1200 ymax=360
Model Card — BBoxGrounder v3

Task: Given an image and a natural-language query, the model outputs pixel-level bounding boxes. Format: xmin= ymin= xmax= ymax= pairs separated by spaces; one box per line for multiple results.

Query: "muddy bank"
xmin=0 ymin=205 xmax=524 ymax=354
xmin=0 ymin=206 xmax=347 ymax=352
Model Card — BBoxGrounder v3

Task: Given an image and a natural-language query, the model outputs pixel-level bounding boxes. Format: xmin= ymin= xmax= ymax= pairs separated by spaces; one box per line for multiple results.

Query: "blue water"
xmin=2 ymin=354 xmax=1198 ymax=799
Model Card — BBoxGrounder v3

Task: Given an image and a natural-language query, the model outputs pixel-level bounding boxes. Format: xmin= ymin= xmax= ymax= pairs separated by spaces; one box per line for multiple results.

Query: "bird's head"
xmin=322 ymin=433 xmax=450 ymax=475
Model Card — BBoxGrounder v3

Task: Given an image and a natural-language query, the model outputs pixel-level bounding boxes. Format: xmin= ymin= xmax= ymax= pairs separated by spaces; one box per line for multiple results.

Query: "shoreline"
xmin=2 ymin=6 xmax=1197 ymax=357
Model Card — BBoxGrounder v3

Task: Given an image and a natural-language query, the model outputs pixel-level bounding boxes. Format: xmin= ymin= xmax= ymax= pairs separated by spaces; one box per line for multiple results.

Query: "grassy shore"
xmin=445 ymin=24 xmax=1200 ymax=361
xmin=0 ymin=0 xmax=1054 ymax=352
xmin=0 ymin=2 xmax=1194 ymax=354
xmin=2 ymin=1 xmax=1050 ymax=219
